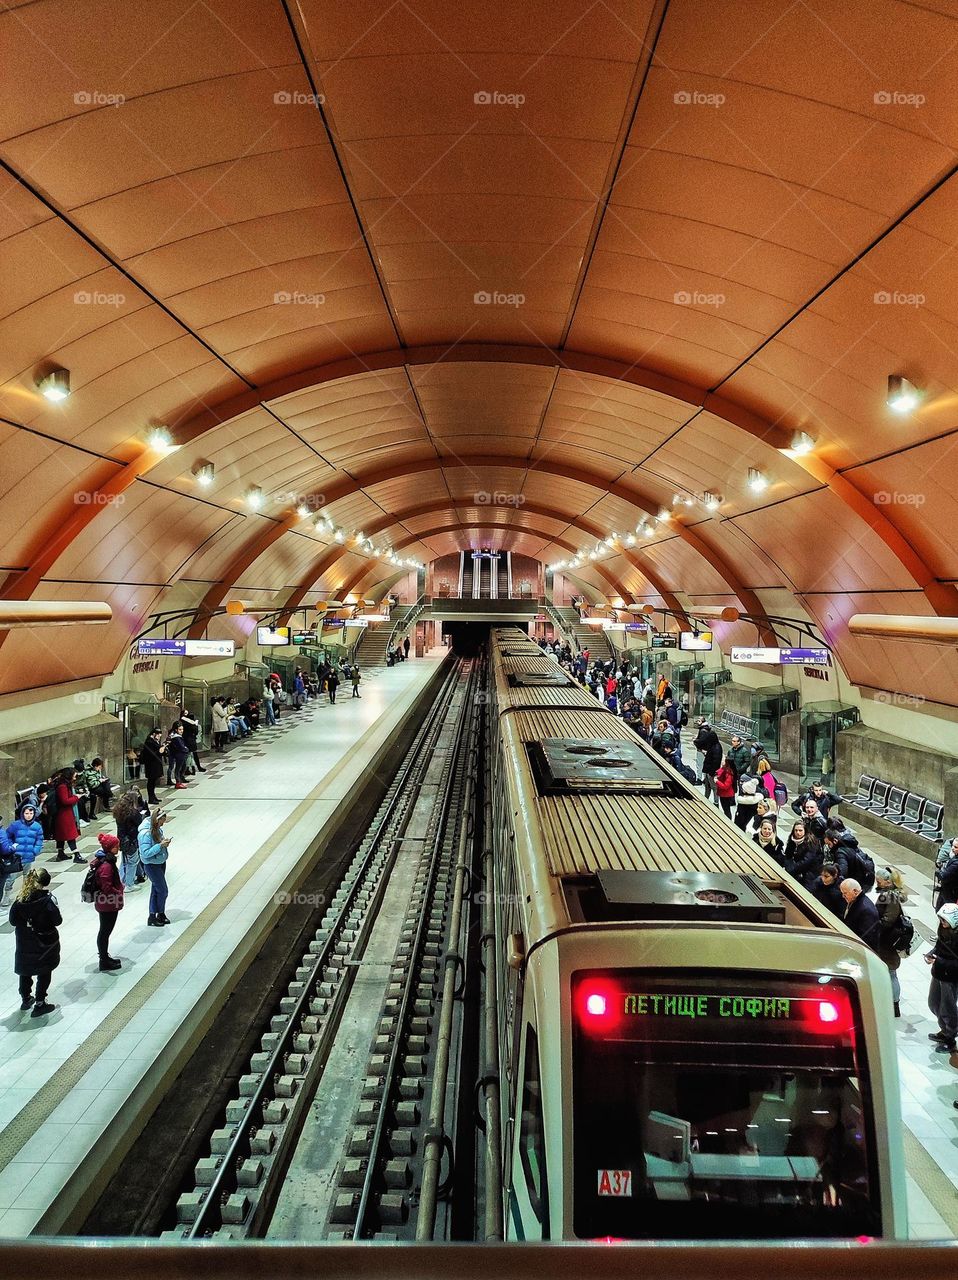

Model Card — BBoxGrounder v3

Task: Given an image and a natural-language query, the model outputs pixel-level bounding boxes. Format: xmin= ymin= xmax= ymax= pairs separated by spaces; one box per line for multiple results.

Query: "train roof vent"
xmin=508 ymin=671 xmax=576 ymax=688
xmin=593 ymin=870 xmax=785 ymax=924
xmin=529 ymin=737 xmax=669 ymax=794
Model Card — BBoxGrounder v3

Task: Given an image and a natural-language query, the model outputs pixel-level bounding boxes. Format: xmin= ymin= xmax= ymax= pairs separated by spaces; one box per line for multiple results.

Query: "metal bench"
xmin=851 ymin=774 xmax=876 ymax=811
xmin=852 ymin=772 xmax=944 ymax=843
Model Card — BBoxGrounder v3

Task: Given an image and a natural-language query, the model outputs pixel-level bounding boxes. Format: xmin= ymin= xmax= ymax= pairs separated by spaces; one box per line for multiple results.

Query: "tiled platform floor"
xmin=0 ymin=652 xmax=446 ymax=1237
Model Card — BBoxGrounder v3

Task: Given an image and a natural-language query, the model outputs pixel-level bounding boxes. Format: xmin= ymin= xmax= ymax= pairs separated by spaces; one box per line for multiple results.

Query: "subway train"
xmin=486 ymin=628 xmax=907 ymax=1241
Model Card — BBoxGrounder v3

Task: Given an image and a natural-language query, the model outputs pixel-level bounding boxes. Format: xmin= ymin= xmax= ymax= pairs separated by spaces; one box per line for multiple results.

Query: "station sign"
xmin=732 ymin=646 xmax=830 ymax=666
xmin=137 ymin=638 xmax=235 ymax=658
xmin=649 ymin=633 xmax=675 ymax=648
xmin=624 ymin=622 xmax=648 ymax=632
xmin=322 ymin=618 xmax=346 ymax=629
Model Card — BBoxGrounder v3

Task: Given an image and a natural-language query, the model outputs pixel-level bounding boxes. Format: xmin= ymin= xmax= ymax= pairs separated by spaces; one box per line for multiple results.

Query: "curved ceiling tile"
xmin=631 ymin=537 xmax=729 ymax=596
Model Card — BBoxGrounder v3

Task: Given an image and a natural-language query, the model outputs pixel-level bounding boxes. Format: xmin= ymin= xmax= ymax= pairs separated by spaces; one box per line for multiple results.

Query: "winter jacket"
xmin=844 ymin=893 xmax=882 ymax=951
xmin=736 ymin=776 xmax=763 ymax=809
xmin=726 ymin=743 xmax=752 ymax=777
xmin=936 ymin=855 xmax=958 ymax=910
xmin=665 ymin=702 xmax=683 ymax=731
xmin=351 ymin=670 xmax=362 ymax=688
xmin=138 ymin=822 xmax=168 ymax=866
xmin=0 ymin=825 xmax=14 ymax=858
xmin=792 ymin=789 xmax=841 ymax=818
xmin=139 ymin=737 xmax=166 ymax=780
xmin=5 ymin=818 xmax=44 ymax=866
xmin=693 ymin=726 xmax=722 ymax=773
xmin=811 ymin=876 xmax=845 ymax=918
xmin=93 ymin=856 xmax=124 ymax=913
xmin=52 ymin=782 xmax=79 ymax=842
xmin=180 ymin=713 xmax=199 ymax=748
xmin=166 ymin=733 xmax=189 ymax=762
xmin=752 ymin=832 xmax=785 ymax=865
xmin=930 ymin=923 xmax=958 ymax=984
xmin=875 ymin=888 xmax=905 ymax=971
xmin=211 ymin=703 xmax=230 ymax=734
xmin=9 ymin=889 xmax=62 ymax=975
xmin=829 ymin=832 xmax=874 ymax=891
xmin=782 ymin=836 xmax=823 ymax=888
xmin=714 ymin=765 xmax=737 ymax=799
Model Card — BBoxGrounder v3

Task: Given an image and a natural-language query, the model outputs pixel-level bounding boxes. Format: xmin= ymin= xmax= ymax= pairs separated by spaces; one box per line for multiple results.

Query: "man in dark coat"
xmin=841 ymin=879 xmax=881 ymax=950
xmin=936 ymin=843 xmax=958 ymax=910
xmin=693 ymin=719 xmax=723 ymax=805
xmin=792 ymin=780 xmax=842 ymax=819
xmin=726 ymin=734 xmax=751 ymax=780
xmin=139 ymin=729 xmax=166 ymax=805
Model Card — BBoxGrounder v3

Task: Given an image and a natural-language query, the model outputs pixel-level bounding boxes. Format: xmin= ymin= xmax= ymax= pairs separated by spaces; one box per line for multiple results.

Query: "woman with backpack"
xmin=113 ymin=788 xmax=147 ymax=890
xmin=9 ymin=866 xmax=61 ymax=1017
xmin=52 ymin=767 xmax=83 ymax=863
xmin=89 ymin=833 xmax=124 ymax=971
xmin=733 ymin=774 xmax=764 ymax=831
xmin=876 ymin=867 xmax=909 ymax=1018
xmin=138 ymin=807 xmax=171 ymax=927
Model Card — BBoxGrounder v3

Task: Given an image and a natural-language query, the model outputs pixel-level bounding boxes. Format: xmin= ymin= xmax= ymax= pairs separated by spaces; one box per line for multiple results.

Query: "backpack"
xmin=846 ymin=846 xmax=875 ymax=892
xmin=80 ymin=862 xmax=98 ymax=904
xmin=884 ymin=910 xmax=916 ymax=957
xmin=680 ymin=709 xmax=689 ymax=727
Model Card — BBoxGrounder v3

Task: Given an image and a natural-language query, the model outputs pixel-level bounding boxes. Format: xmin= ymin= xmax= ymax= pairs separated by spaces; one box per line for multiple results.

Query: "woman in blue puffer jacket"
xmin=6 ymin=804 xmax=45 ymax=870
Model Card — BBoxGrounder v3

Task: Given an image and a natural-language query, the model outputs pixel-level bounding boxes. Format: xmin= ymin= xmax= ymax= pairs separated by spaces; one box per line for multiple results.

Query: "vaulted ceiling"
xmin=2 ymin=0 xmax=958 ymax=701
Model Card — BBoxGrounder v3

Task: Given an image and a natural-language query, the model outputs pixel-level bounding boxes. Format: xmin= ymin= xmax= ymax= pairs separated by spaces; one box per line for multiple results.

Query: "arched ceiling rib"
xmin=3 ymin=1 xmax=958 ymax=699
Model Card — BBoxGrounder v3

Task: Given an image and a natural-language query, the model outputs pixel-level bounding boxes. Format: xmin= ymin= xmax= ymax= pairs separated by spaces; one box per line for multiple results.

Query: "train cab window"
xmin=518 ymin=1025 xmax=549 ymax=1229
xmin=571 ymin=971 xmax=880 ymax=1240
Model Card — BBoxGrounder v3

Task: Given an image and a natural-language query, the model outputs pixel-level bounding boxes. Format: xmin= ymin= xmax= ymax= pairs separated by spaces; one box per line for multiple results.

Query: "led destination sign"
xmin=625 ymin=993 xmax=792 ymax=1020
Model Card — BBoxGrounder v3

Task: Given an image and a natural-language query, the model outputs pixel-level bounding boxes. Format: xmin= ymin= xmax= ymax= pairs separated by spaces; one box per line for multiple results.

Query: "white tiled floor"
xmin=0 ymin=652 xmax=446 ymax=1236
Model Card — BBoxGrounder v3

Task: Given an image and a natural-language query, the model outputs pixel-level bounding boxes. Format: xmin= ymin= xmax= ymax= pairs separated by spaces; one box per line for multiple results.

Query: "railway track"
xmin=168 ymin=656 xmax=481 ymax=1240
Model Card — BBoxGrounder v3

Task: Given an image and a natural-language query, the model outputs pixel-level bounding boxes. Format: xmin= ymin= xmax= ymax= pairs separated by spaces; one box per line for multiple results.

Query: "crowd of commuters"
xmin=539 ymin=630 xmax=950 ymax=1034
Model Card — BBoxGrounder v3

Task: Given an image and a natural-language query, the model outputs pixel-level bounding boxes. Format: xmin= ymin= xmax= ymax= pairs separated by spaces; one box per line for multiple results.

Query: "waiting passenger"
xmin=138 ymin=728 xmax=167 ymax=802
xmin=262 ymin=680 xmax=277 ymax=726
xmin=326 ymin=668 xmax=339 ymax=704
xmin=733 ymin=774 xmax=763 ymax=831
xmin=713 ymin=757 xmax=737 ymax=819
xmin=5 ymin=803 xmax=45 ymax=888
xmin=840 ymin=879 xmax=881 ymax=950
xmin=800 ymin=799 xmax=828 ymax=842
xmin=810 ymin=863 xmax=844 ymax=917
xmin=9 ymin=866 xmax=61 ymax=1017
xmin=165 ymin=724 xmax=190 ymax=789
xmin=792 ymin=780 xmax=842 ymax=820
xmin=138 ymin=807 xmax=171 ymax=928
xmin=936 ymin=839 xmax=958 ymax=910
xmin=351 ymin=665 xmax=362 ymax=698
xmin=693 ymin=719 xmax=722 ymax=806
xmin=91 ymin=833 xmax=124 ymax=972
xmin=782 ymin=821 xmax=823 ymax=887
xmin=726 ymin=734 xmax=751 ymax=780
xmin=824 ymin=822 xmax=875 ymax=891
xmin=79 ymin=758 xmax=114 ymax=819
xmin=178 ymin=706 xmax=206 ymax=773
xmin=875 ymin=867 xmax=907 ymax=1018
xmin=0 ymin=819 xmax=19 ymax=908
xmin=926 ymin=903 xmax=958 ymax=1054
xmin=52 ymin=767 xmax=83 ymax=863
xmin=210 ymin=698 xmax=231 ymax=752
xmin=112 ymin=788 xmax=147 ymax=890
xmin=752 ymin=818 xmax=784 ymax=864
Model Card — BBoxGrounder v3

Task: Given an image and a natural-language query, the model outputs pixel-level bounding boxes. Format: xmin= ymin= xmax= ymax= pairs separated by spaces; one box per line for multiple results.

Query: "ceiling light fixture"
xmin=245 ymin=485 xmax=264 ymax=510
xmin=747 ymin=468 xmax=768 ymax=493
xmin=643 ymin=523 xmax=655 ymax=538
xmin=192 ymin=460 xmax=214 ymax=487
xmin=146 ymin=424 xmax=175 ymax=452
xmin=887 ymin=374 xmax=920 ymax=415
xmin=296 ymin=503 xmax=312 ymax=519
xmin=788 ymin=430 xmax=815 ymax=455
xmin=702 ymin=490 xmax=720 ymax=511
xmin=334 ymin=528 xmax=345 ymax=543
xmin=36 ymin=368 xmax=71 ymax=402
xmin=625 ymin=533 xmax=636 ymax=546
xmin=656 ymin=508 xmax=671 ymax=522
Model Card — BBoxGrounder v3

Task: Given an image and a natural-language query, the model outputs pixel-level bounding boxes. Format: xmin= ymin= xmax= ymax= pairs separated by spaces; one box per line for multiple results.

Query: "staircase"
xmin=549 ymin=604 xmax=615 ymax=662
xmin=353 ymin=624 xmax=393 ymax=667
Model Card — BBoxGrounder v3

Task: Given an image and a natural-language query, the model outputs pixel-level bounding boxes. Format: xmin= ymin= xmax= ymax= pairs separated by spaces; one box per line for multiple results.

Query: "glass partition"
xmin=163 ymin=677 xmax=210 ymax=746
xmin=694 ymin=669 xmax=732 ymax=721
xmin=800 ymin=702 xmax=861 ymax=788
xmin=751 ymin=687 xmax=800 ymax=758
xmin=103 ymin=692 xmax=165 ymax=782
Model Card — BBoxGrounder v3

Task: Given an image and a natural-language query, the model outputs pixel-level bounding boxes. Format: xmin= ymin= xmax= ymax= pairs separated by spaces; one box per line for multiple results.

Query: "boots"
xmin=156 ymin=913 xmax=171 ymax=925
xmin=147 ymin=913 xmax=160 ymax=926
xmin=99 ymin=956 xmax=121 ymax=971
xmin=893 ymin=1001 xmax=901 ymax=1018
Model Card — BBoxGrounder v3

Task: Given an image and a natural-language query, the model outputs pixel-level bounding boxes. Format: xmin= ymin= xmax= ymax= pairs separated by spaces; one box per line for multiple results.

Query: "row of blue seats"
xmin=851 ymin=774 xmax=943 ymax=842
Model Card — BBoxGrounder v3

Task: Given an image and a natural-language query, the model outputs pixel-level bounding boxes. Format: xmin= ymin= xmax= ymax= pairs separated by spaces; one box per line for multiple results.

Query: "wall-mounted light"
xmin=656 ymin=509 xmax=671 ymax=522
xmin=887 ymin=374 xmax=920 ymax=415
xmin=625 ymin=532 xmax=636 ymax=546
xmin=673 ymin=493 xmax=694 ymax=507
xmin=296 ymin=503 xmax=311 ymax=519
xmin=192 ymin=460 xmax=214 ymax=487
xmin=36 ymin=368 xmax=70 ymax=402
xmin=747 ymin=468 xmax=768 ymax=493
xmin=334 ymin=529 xmax=345 ymax=543
xmin=702 ymin=491 xmax=721 ymax=511
xmin=245 ymin=485 xmax=264 ymax=510
xmin=642 ymin=524 xmax=655 ymax=538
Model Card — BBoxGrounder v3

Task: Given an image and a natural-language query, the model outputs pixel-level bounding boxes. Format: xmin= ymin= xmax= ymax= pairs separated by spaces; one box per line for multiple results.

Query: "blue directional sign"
xmin=780 ymin=648 xmax=830 ymax=665
xmin=137 ymin=638 xmax=185 ymax=656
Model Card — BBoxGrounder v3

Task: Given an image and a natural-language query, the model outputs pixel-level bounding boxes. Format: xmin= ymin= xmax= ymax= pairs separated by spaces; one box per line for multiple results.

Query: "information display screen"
xmin=290 ymin=631 xmax=315 ymax=645
xmin=679 ymin=630 xmax=713 ymax=651
xmin=257 ymin=626 xmax=289 ymax=646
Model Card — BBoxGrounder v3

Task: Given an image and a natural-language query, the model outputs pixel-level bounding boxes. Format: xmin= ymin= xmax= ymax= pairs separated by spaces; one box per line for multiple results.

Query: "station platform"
xmin=680 ymin=732 xmax=958 ymax=1240
xmin=0 ymin=652 xmax=448 ymax=1238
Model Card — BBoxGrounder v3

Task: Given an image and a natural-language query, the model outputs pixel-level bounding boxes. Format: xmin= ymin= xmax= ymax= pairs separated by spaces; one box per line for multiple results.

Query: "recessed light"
xmin=887 ymin=373 xmax=920 ymax=414
xmin=146 ymin=424 xmax=175 ymax=452
xmin=747 ymin=468 xmax=768 ymax=493
xmin=245 ymin=485 xmax=264 ymax=510
xmin=36 ymin=368 xmax=70 ymax=401
xmin=702 ymin=490 xmax=720 ymax=511
xmin=789 ymin=430 xmax=815 ymax=455
xmin=192 ymin=460 xmax=214 ymax=487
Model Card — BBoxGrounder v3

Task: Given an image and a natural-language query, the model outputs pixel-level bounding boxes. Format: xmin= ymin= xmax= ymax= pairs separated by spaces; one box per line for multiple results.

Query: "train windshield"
xmin=571 ymin=971 xmax=880 ymax=1239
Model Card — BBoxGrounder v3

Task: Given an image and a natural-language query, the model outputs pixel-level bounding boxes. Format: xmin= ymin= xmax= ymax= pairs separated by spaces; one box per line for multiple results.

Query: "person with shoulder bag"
xmin=9 ymin=867 xmax=61 ymax=1017
xmin=138 ymin=807 xmax=172 ymax=927
xmin=87 ymin=833 xmax=124 ymax=971
xmin=926 ymin=902 xmax=958 ymax=1053
xmin=875 ymin=866 xmax=911 ymax=1017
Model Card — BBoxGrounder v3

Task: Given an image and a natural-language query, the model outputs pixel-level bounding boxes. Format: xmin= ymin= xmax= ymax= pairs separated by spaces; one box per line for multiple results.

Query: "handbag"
xmin=1 ymin=850 xmax=23 ymax=875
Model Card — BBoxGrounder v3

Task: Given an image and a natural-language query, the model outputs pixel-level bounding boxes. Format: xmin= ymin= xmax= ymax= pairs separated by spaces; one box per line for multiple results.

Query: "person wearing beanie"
xmin=926 ymin=902 xmax=958 ymax=1053
xmin=10 ymin=866 xmax=61 ymax=1016
xmin=3 ymin=804 xmax=45 ymax=906
xmin=92 ymin=832 xmax=124 ymax=971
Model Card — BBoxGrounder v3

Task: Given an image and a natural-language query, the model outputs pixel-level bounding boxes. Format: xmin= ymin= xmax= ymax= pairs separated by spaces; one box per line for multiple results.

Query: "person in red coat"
xmin=714 ymin=757 xmax=738 ymax=820
xmin=92 ymin=832 xmax=124 ymax=971
xmin=53 ymin=768 xmax=82 ymax=863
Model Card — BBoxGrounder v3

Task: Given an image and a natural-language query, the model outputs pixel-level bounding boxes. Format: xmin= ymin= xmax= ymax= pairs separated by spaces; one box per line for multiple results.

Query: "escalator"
xmin=477 ymin=555 xmax=490 ymax=598
xmin=496 ymin=552 xmax=510 ymax=598
xmin=460 ymin=550 xmax=474 ymax=598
